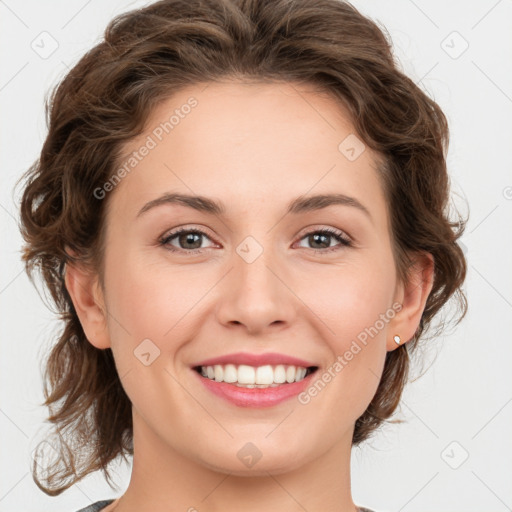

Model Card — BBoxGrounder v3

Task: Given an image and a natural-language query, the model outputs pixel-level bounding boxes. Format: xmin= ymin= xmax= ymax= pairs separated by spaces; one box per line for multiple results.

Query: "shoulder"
xmin=74 ymin=499 xmax=115 ymax=512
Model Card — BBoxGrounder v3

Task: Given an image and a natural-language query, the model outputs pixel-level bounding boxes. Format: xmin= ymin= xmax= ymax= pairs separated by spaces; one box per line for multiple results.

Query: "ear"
xmin=387 ymin=252 xmax=434 ymax=351
xmin=63 ymin=250 xmax=111 ymax=349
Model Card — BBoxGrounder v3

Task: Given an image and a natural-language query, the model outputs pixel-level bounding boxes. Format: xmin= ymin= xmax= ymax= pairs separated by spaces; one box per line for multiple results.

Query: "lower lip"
xmin=193 ymin=368 xmax=317 ymax=408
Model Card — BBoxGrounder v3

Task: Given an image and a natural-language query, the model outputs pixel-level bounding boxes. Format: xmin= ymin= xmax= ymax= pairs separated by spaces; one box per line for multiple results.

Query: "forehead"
xmin=108 ymin=80 xmax=387 ymax=226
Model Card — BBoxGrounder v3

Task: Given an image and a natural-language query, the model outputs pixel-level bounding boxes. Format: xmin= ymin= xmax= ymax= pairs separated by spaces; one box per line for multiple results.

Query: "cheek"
xmin=103 ymin=248 xmax=214 ymax=351
xmin=297 ymin=258 xmax=393 ymax=410
xmin=302 ymin=256 xmax=396 ymax=341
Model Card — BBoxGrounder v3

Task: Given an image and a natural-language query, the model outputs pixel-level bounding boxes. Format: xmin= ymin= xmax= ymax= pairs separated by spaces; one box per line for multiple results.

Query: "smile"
xmin=194 ymin=364 xmax=317 ymax=387
xmin=192 ymin=364 xmax=319 ymax=408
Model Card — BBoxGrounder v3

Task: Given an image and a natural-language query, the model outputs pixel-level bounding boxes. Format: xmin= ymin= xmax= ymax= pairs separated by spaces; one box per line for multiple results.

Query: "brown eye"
xmin=296 ymin=228 xmax=352 ymax=253
xmin=160 ymin=228 xmax=215 ymax=253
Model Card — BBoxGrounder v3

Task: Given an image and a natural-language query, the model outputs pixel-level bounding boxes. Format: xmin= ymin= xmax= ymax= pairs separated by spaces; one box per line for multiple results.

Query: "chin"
xmin=196 ymin=444 xmax=308 ymax=476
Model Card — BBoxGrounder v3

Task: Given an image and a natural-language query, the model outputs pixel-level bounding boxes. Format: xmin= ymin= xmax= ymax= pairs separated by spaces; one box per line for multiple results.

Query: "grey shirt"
xmin=75 ymin=499 xmax=376 ymax=511
xmin=75 ymin=500 xmax=115 ymax=512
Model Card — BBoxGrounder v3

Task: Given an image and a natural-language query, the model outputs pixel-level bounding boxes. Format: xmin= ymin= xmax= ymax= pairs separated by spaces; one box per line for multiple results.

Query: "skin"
xmin=65 ymin=81 xmax=434 ymax=512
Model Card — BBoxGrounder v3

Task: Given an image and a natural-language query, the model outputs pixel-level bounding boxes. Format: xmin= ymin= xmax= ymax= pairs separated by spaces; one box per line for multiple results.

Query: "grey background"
xmin=1 ymin=1 xmax=511 ymax=511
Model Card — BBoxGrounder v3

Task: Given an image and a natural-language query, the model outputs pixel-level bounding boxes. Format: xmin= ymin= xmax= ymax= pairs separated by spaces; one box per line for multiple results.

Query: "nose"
xmin=215 ymin=239 xmax=298 ymax=335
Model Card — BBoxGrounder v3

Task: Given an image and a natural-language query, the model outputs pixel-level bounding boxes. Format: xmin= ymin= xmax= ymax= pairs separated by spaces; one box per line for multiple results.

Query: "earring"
xmin=393 ymin=335 xmax=401 ymax=345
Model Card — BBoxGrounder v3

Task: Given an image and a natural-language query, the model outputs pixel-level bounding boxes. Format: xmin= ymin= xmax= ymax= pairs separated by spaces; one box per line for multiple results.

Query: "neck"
xmin=105 ymin=409 xmax=358 ymax=512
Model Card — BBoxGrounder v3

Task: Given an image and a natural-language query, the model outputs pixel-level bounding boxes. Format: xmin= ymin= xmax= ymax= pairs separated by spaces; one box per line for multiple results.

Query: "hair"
xmin=17 ymin=0 xmax=467 ymax=496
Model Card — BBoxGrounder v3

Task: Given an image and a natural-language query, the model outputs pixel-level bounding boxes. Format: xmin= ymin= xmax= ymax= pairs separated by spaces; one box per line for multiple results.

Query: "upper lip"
xmin=192 ymin=352 xmax=318 ymax=368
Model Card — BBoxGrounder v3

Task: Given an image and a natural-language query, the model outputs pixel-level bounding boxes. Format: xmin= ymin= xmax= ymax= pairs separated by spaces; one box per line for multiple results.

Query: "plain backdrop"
xmin=1 ymin=1 xmax=511 ymax=511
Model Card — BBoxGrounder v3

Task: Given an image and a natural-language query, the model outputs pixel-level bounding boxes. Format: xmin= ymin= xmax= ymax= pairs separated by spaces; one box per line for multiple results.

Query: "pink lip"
xmin=193 ymin=369 xmax=318 ymax=408
xmin=192 ymin=351 xmax=317 ymax=368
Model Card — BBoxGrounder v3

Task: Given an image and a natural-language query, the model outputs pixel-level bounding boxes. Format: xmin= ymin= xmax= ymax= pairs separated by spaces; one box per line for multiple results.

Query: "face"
xmin=83 ymin=81 xmax=409 ymax=475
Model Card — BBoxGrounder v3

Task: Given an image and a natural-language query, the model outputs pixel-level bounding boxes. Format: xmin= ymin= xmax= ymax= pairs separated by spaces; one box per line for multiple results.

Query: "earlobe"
xmin=63 ymin=254 xmax=111 ymax=350
xmin=387 ymin=252 xmax=434 ymax=351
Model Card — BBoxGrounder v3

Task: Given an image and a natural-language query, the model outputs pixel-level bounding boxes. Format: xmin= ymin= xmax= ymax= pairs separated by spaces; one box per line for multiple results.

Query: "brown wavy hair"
xmin=17 ymin=0 xmax=468 ymax=496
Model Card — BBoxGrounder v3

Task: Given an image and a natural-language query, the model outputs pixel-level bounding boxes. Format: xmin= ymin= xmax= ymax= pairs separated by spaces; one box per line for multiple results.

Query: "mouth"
xmin=192 ymin=363 xmax=320 ymax=408
xmin=193 ymin=364 xmax=319 ymax=388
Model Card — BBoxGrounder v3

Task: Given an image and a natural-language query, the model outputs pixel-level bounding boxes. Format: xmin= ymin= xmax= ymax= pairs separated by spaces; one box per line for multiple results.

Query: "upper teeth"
xmin=200 ymin=364 xmax=309 ymax=386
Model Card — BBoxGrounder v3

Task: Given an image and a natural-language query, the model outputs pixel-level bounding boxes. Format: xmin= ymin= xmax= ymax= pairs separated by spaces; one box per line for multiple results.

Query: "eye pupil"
xmin=180 ymin=232 xmax=202 ymax=249
xmin=310 ymin=233 xmax=330 ymax=249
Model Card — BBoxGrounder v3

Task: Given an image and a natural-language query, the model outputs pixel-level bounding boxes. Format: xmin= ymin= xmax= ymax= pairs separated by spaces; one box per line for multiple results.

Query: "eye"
xmin=159 ymin=227 xmax=217 ymax=254
xmin=295 ymin=227 xmax=352 ymax=254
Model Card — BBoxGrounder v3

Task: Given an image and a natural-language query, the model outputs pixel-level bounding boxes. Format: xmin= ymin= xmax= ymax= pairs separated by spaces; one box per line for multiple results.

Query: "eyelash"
xmin=158 ymin=226 xmax=353 ymax=255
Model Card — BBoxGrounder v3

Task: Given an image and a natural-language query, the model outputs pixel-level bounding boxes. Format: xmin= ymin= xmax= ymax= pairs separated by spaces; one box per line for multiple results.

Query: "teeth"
xmin=238 ymin=364 xmax=256 ymax=384
xmin=199 ymin=364 xmax=311 ymax=386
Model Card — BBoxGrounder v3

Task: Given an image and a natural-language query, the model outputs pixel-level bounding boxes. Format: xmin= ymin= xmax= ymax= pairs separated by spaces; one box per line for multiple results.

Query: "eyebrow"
xmin=136 ymin=192 xmax=373 ymax=222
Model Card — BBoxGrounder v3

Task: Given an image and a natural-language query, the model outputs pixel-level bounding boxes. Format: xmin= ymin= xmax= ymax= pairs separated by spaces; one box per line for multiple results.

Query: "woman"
xmin=17 ymin=0 xmax=467 ymax=510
